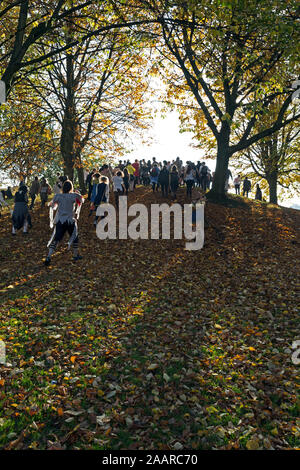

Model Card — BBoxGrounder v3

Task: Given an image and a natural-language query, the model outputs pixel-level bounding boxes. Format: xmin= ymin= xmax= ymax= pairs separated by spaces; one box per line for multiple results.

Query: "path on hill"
xmin=0 ymin=187 xmax=299 ymax=450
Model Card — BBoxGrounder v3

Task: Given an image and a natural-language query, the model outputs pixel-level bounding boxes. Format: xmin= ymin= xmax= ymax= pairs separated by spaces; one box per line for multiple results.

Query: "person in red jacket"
xmin=132 ymin=159 xmax=140 ymax=187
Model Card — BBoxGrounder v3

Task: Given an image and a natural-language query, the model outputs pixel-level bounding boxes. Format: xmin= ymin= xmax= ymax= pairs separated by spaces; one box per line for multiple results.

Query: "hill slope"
xmin=0 ymin=187 xmax=299 ymax=450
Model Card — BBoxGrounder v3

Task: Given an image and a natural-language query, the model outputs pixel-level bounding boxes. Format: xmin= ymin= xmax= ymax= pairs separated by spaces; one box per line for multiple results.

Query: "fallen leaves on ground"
xmin=0 ymin=187 xmax=299 ymax=450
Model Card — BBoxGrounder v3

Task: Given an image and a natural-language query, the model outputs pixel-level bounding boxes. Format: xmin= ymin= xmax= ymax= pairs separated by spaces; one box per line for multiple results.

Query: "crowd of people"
xmin=0 ymin=158 xmax=263 ymax=265
xmin=86 ymin=158 xmax=214 ymax=202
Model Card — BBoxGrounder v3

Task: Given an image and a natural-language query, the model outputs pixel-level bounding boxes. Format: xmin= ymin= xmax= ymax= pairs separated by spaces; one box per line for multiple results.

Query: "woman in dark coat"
xmin=12 ymin=183 xmax=31 ymax=235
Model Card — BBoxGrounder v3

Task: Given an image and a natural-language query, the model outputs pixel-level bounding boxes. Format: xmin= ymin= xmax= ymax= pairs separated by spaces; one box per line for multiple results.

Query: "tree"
xmin=0 ymin=0 xmax=158 ymax=97
xmin=0 ymin=100 xmax=60 ymax=181
xmin=233 ymin=103 xmax=300 ymax=204
xmin=18 ymin=25 xmax=152 ymax=184
xmin=129 ymin=0 xmax=300 ymax=200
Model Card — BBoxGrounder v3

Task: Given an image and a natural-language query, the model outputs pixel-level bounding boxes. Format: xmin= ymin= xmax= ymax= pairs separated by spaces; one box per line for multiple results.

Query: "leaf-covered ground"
xmin=0 ymin=187 xmax=299 ymax=450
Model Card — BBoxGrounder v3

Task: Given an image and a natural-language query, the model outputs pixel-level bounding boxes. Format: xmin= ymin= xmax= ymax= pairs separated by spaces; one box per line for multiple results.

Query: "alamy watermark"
xmin=292 ymin=80 xmax=300 ymax=101
xmin=0 ymin=340 xmax=5 ymax=365
xmin=95 ymin=196 xmax=204 ymax=250
xmin=0 ymin=80 xmax=6 ymax=104
xmin=291 ymin=340 xmax=300 ymax=365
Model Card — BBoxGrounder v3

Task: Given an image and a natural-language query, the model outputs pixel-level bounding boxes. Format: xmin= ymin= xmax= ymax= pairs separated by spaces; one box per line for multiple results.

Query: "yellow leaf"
xmin=70 ymin=356 xmax=76 ymax=363
xmin=246 ymin=438 xmax=260 ymax=450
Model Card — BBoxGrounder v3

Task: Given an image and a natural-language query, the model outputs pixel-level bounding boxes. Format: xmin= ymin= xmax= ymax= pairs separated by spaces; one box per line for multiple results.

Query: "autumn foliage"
xmin=0 ymin=187 xmax=299 ymax=450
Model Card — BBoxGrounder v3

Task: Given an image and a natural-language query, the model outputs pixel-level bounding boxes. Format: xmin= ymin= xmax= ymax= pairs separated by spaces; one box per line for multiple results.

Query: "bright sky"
xmin=128 ymin=111 xmax=206 ymax=164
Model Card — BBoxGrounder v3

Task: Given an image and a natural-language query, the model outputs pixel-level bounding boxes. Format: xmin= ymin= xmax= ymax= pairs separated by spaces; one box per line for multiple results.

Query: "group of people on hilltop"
xmin=232 ymin=174 xmax=262 ymax=200
xmin=85 ymin=158 xmax=215 ymax=202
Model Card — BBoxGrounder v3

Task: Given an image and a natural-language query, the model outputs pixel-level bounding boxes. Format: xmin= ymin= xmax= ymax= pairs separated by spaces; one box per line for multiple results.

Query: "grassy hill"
xmin=0 ymin=186 xmax=299 ymax=450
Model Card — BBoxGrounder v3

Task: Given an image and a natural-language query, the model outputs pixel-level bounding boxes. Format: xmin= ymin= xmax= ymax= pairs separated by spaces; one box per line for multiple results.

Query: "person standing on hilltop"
xmin=123 ymin=168 xmax=130 ymax=195
xmin=255 ymin=184 xmax=262 ymax=201
xmin=150 ymin=163 xmax=160 ymax=192
xmin=126 ymin=162 xmax=135 ymax=192
xmin=170 ymin=165 xmax=179 ymax=200
xmin=243 ymin=177 xmax=251 ymax=197
xmin=132 ymin=159 xmax=140 ymax=187
xmin=200 ymin=162 xmax=210 ymax=192
xmin=234 ymin=175 xmax=242 ymax=195
xmin=158 ymin=164 xmax=170 ymax=198
xmin=185 ymin=164 xmax=195 ymax=198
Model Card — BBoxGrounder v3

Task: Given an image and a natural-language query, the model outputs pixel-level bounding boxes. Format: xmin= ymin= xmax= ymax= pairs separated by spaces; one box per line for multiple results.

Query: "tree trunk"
xmin=207 ymin=132 xmax=230 ymax=202
xmin=77 ymin=166 xmax=86 ymax=194
xmin=61 ymin=119 xmax=75 ymax=181
xmin=267 ymin=173 xmax=278 ymax=204
xmin=60 ymin=50 xmax=76 ymax=181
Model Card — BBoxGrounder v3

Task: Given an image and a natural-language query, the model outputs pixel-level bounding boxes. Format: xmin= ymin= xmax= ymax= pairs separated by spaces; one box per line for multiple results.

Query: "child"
xmin=112 ymin=171 xmax=125 ymax=209
xmin=44 ymin=180 xmax=84 ymax=266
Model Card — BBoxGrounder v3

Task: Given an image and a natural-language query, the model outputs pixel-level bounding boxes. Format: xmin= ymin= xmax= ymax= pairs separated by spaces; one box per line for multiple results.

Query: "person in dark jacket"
xmin=6 ymin=187 xmax=13 ymax=199
xmin=158 ymin=165 xmax=169 ymax=197
xmin=29 ymin=176 xmax=40 ymax=209
xmin=255 ymin=184 xmax=262 ymax=201
xmin=170 ymin=165 xmax=179 ymax=200
xmin=243 ymin=177 xmax=251 ymax=197
xmin=12 ymin=183 xmax=31 ymax=235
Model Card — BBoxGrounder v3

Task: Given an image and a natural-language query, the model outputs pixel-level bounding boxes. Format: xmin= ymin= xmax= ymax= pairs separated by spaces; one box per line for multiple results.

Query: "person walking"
xmin=86 ymin=169 xmax=95 ymax=200
xmin=94 ymin=176 xmax=110 ymax=225
xmin=113 ymin=170 xmax=125 ymax=209
xmin=123 ymin=168 xmax=130 ymax=195
xmin=185 ymin=164 xmax=195 ymax=198
xmin=29 ymin=176 xmax=40 ymax=209
xmin=12 ymin=182 xmax=31 ymax=235
xmin=44 ymin=180 xmax=84 ymax=265
xmin=40 ymin=178 xmax=52 ymax=207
